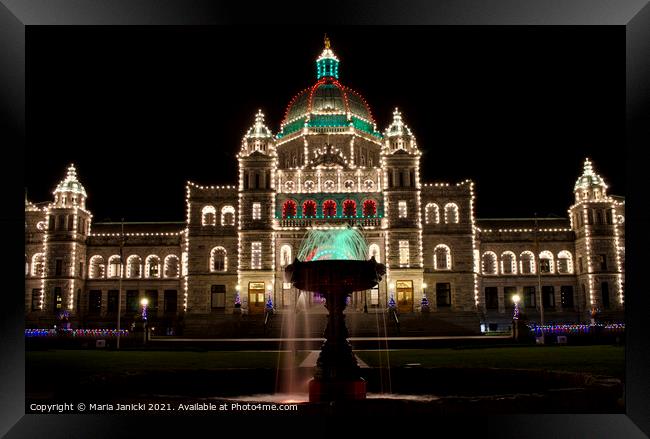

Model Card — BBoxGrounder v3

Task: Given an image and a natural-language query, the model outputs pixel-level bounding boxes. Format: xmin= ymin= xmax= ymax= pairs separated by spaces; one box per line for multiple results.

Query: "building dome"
xmin=54 ymin=164 xmax=87 ymax=198
xmin=278 ymin=36 xmax=380 ymax=139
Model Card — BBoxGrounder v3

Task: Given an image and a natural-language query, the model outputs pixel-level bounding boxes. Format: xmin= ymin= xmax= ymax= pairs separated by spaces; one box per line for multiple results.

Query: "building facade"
xmin=25 ymin=39 xmax=625 ymax=335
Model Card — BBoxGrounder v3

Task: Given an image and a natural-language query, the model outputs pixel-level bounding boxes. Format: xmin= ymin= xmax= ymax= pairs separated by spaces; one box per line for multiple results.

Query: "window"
xmin=523 ymin=286 xmax=536 ymax=308
xmin=425 ymin=203 xmax=440 ymax=224
xmin=280 ymin=245 xmax=292 ymax=267
xmin=398 ymin=201 xmax=407 ymax=218
xmin=370 ymin=287 xmax=379 ymax=306
xmin=251 ymin=242 xmax=262 ymax=269
xmin=436 ymin=283 xmax=451 ymax=307
xmin=368 ymin=244 xmax=381 ymax=263
xmin=31 ymin=289 xmax=41 ymax=311
xmin=519 ymin=251 xmax=535 ymax=274
xmin=210 ymin=247 xmax=227 ymax=272
xmin=107 ymin=290 xmax=119 ymax=313
xmin=303 ymin=200 xmax=317 ymax=217
xmin=542 ymin=286 xmax=555 ymax=309
xmin=598 ymin=254 xmax=607 ymax=271
xmin=485 ymin=287 xmax=498 ymax=310
xmin=434 ymin=244 xmax=451 ymax=270
xmin=127 ymin=255 xmax=142 ymax=278
xmin=343 ymin=180 xmax=355 ymax=191
xmin=282 ymin=200 xmax=297 ymax=218
xmin=482 ymin=252 xmax=497 ymax=275
xmin=444 ymin=203 xmax=459 ymax=224
xmin=323 ymin=180 xmax=335 ymax=191
xmin=67 ymin=215 xmax=74 ymax=231
xmin=55 ymin=259 xmax=63 ymax=277
xmin=145 ymin=255 xmax=160 ymax=278
xmin=364 ymin=180 xmax=374 ymax=191
xmin=201 ymin=205 xmax=216 ymax=226
xmin=108 ymin=255 xmax=122 ymax=278
xmin=284 ymin=180 xmax=295 ymax=192
xmin=164 ymin=255 xmax=179 ymax=278
xmin=126 ymin=290 xmax=139 ymax=312
xmin=144 ymin=290 xmax=158 ymax=313
xmin=362 ymin=199 xmax=377 ymax=217
xmin=500 ymin=251 xmax=516 ymax=274
xmin=556 ymin=251 xmax=573 ymax=274
xmin=601 ymin=282 xmax=610 ymax=309
xmin=560 ymin=286 xmax=574 ymax=309
xmin=211 ymin=285 xmax=226 ymax=309
xmin=79 ymin=262 xmax=84 ymax=278
xmin=322 ymin=200 xmax=337 ymax=217
xmin=252 ymin=202 xmax=262 ymax=220
xmin=164 ymin=290 xmax=178 ymax=313
xmin=606 ymin=209 xmax=614 ymax=224
xmin=48 ymin=215 xmax=55 ymax=231
xmin=53 ymin=287 xmax=63 ymax=312
xmin=343 ymin=200 xmax=357 ymax=217
xmin=399 ymin=240 xmax=409 ymax=266
xmin=88 ymin=290 xmax=102 ymax=314
xmin=304 ymin=180 xmax=315 ymax=192
xmin=539 ymin=251 xmax=554 ymax=274
xmin=221 ymin=205 xmax=236 ymax=226
xmin=31 ymin=253 xmax=45 ymax=277
xmin=578 ymin=256 xmax=583 ymax=273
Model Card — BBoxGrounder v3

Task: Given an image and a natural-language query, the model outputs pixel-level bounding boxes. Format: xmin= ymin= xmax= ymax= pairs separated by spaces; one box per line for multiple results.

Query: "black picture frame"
xmin=1 ymin=1 xmax=648 ymax=437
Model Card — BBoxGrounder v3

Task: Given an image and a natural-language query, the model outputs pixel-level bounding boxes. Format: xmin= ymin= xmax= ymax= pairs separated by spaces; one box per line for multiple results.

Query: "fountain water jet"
xmin=285 ymin=227 xmax=386 ymax=402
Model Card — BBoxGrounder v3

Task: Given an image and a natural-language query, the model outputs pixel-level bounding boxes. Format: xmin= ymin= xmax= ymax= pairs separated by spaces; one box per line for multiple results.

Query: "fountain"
xmin=284 ymin=227 xmax=386 ymax=402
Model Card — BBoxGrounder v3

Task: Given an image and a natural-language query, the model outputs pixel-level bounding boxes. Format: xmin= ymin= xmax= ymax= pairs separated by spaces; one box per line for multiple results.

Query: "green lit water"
xmin=296 ymin=227 xmax=368 ymax=261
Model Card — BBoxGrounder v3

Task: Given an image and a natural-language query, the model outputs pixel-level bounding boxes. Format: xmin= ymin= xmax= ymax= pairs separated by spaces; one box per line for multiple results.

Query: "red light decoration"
xmin=323 ymin=200 xmax=337 ymax=217
xmin=343 ymin=199 xmax=357 ymax=217
xmin=303 ymin=200 xmax=317 ymax=217
xmin=282 ymin=200 xmax=297 ymax=219
xmin=363 ymin=199 xmax=377 ymax=217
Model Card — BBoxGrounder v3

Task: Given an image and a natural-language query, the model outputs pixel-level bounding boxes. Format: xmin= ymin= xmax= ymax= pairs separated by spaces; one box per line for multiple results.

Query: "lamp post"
xmin=140 ymin=297 xmax=149 ymax=344
xmin=512 ymin=294 xmax=521 ymax=341
xmin=534 ymin=213 xmax=545 ymax=344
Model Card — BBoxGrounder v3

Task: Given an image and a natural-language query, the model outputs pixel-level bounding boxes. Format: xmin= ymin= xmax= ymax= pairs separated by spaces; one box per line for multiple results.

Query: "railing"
xmin=277 ymin=217 xmax=382 ymax=228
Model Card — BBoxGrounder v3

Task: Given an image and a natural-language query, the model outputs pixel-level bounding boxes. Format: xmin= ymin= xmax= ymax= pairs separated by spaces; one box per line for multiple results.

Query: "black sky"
xmin=26 ymin=26 xmax=624 ymax=222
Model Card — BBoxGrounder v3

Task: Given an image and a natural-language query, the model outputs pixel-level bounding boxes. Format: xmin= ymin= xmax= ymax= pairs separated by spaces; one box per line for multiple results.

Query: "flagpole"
xmin=116 ymin=218 xmax=124 ymax=349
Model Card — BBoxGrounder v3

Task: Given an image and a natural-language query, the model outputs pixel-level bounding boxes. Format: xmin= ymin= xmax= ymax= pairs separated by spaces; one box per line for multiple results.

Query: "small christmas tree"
xmin=265 ymin=296 xmax=274 ymax=312
xmin=421 ymin=294 xmax=430 ymax=312
xmin=234 ymin=293 xmax=241 ymax=308
xmin=388 ymin=295 xmax=396 ymax=309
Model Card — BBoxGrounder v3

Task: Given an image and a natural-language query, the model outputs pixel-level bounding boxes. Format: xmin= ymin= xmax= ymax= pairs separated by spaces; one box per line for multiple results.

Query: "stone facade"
xmin=24 ymin=41 xmax=625 ymax=334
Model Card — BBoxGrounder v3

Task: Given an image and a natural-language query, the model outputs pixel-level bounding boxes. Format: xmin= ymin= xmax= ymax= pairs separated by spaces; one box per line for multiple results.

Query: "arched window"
xmin=126 ymin=255 xmax=142 ymax=278
xmin=89 ymin=255 xmax=105 ymax=279
xmin=482 ymin=251 xmax=497 ymax=275
xmin=303 ymin=200 xmax=317 ymax=217
xmin=201 ymin=205 xmax=216 ymax=226
xmin=31 ymin=253 xmax=45 ymax=277
xmin=520 ymin=251 xmax=536 ymax=274
xmin=363 ymin=199 xmax=377 ymax=217
xmin=323 ymin=200 xmax=337 ymax=217
xmin=539 ymin=250 xmax=554 ymax=274
xmin=108 ymin=255 xmax=122 ymax=278
xmin=500 ymin=251 xmax=517 ymax=275
xmin=145 ymin=255 xmax=161 ymax=278
xmin=210 ymin=247 xmax=227 ymax=272
xmin=163 ymin=254 xmax=179 ymax=278
xmin=557 ymin=250 xmax=574 ymax=274
xmin=368 ymin=243 xmax=381 ymax=263
xmin=425 ymin=203 xmax=440 ymax=224
xmin=282 ymin=200 xmax=297 ymax=219
xmin=343 ymin=200 xmax=357 ymax=217
xmin=280 ymin=245 xmax=292 ymax=267
xmin=221 ymin=205 xmax=235 ymax=226
xmin=434 ymin=244 xmax=452 ymax=270
xmin=444 ymin=203 xmax=459 ymax=224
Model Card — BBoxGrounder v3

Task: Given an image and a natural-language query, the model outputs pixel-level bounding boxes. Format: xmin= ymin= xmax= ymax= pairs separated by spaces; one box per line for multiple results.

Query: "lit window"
xmin=398 ymin=201 xmax=407 ymax=218
xmin=323 ymin=200 xmax=337 ymax=217
xmin=362 ymin=199 xmax=377 ymax=217
xmin=482 ymin=252 xmax=497 ymax=275
xmin=343 ymin=200 xmax=357 ymax=217
xmin=282 ymin=200 xmax=297 ymax=218
xmin=444 ymin=203 xmax=459 ymax=224
xmin=520 ymin=251 xmax=536 ymax=274
xmin=251 ymin=242 xmax=262 ymax=269
xmin=557 ymin=251 xmax=574 ymax=274
xmin=500 ymin=251 xmax=516 ymax=275
xmin=145 ymin=255 xmax=161 ymax=278
xmin=425 ymin=203 xmax=440 ymax=224
xmin=303 ymin=200 xmax=317 ymax=217
xmin=126 ymin=255 xmax=142 ymax=278
xmin=399 ymin=240 xmax=409 ymax=266
xmin=368 ymin=244 xmax=381 ymax=263
xmin=280 ymin=245 xmax=292 ymax=267
xmin=434 ymin=244 xmax=451 ymax=270
xmin=201 ymin=205 xmax=216 ymax=226
xmin=539 ymin=251 xmax=554 ymax=274
xmin=163 ymin=255 xmax=179 ymax=278
xmin=252 ymin=202 xmax=261 ymax=220
xmin=108 ymin=255 xmax=122 ymax=278
xmin=210 ymin=247 xmax=227 ymax=272
xmin=221 ymin=205 xmax=236 ymax=226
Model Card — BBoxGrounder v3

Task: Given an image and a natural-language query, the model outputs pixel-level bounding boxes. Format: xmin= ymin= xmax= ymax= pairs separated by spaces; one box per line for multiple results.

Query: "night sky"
xmin=26 ymin=27 xmax=624 ymax=222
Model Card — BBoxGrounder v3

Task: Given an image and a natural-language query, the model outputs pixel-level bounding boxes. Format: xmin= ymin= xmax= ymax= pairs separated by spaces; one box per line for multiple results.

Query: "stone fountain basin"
xmin=284 ymin=259 xmax=385 ymax=293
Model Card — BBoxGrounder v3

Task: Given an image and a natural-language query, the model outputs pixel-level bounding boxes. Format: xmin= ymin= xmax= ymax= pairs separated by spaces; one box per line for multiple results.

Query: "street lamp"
xmin=511 ymin=294 xmax=520 ymax=341
xmin=140 ymin=297 xmax=149 ymax=344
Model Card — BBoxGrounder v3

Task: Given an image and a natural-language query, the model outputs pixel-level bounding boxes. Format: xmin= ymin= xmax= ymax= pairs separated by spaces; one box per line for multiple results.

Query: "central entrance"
xmin=248 ymin=281 xmax=265 ymax=314
xmin=396 ymin=280 xmax=413 ymax=313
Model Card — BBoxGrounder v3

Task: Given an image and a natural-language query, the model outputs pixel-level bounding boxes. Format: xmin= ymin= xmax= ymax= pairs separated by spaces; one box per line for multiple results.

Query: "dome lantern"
xmin=384 ymin=108 xmax=417 ymax=154
xmin=53 ymin=163 xmax=87 ymax=207
xmin=240 ymin=110 xmax=275 ymax=157
xmin=574 ymin=157 xmax=608 ymax=202
xmin=316 ymin=34 xmax=340 ymax=80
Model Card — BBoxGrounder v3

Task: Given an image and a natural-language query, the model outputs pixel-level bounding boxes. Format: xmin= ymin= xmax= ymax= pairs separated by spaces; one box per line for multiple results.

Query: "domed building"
xmin=24 ymin=38 xmax=625 ymax=336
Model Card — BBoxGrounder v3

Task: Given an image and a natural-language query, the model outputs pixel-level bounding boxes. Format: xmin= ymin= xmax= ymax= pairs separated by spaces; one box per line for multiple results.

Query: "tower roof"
xmin=385 ymin=108 xmax=414 ymax=138
xmin=54 ymin=163 xmax=87 ymax=197
xmin=574 ymin=158 xmax=607 ymax=192
xmin=244 ymin=110 xmax=273 ymax=139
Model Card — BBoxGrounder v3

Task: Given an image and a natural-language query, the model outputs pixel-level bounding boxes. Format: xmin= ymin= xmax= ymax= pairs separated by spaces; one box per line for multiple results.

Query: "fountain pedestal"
xmin=284 ymin=258 xmax=385 ymax=403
